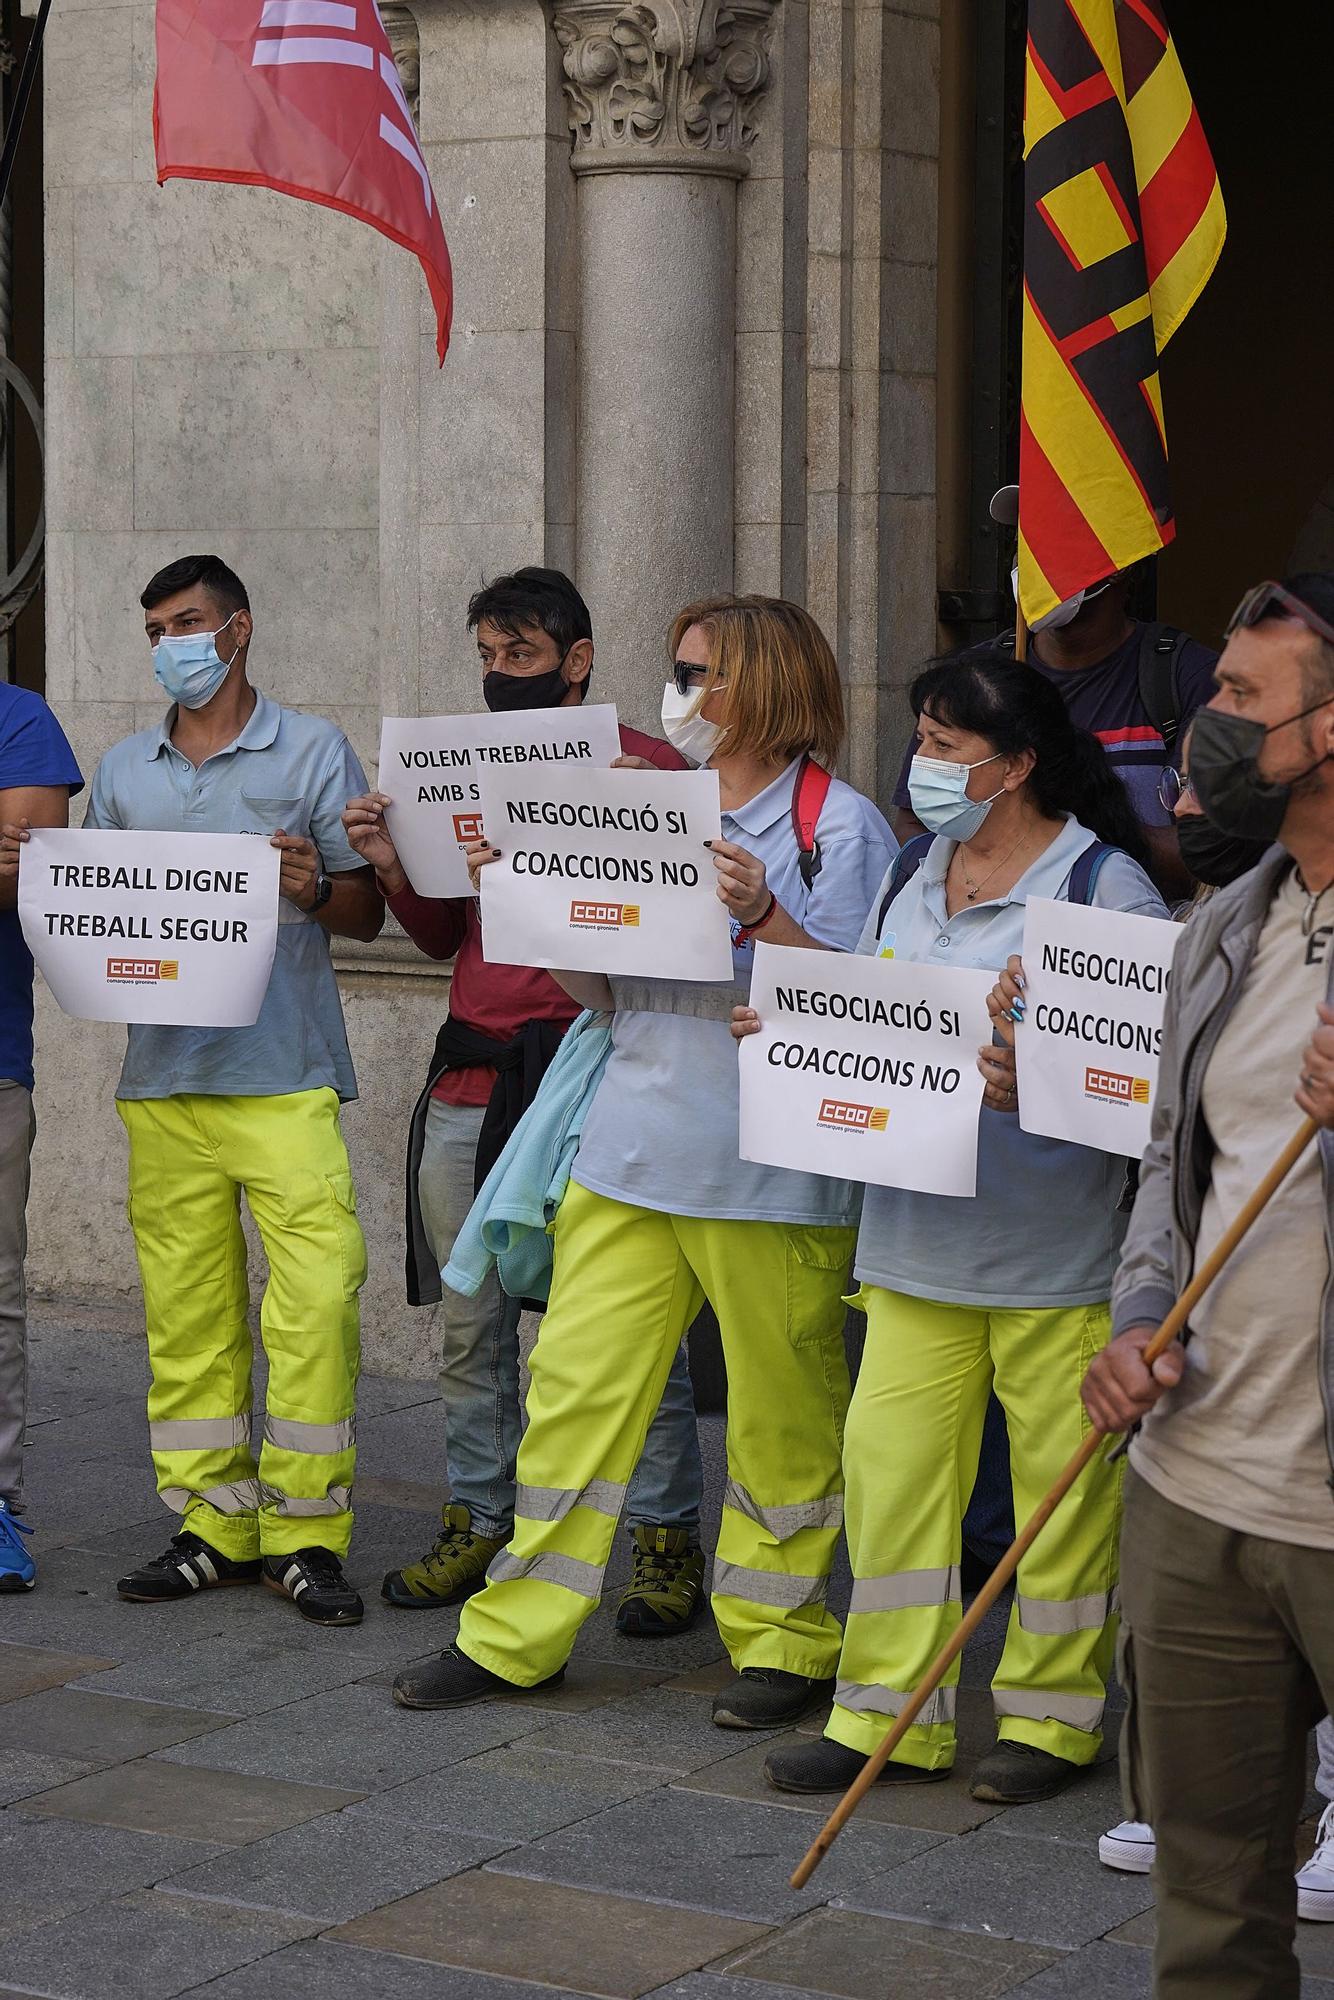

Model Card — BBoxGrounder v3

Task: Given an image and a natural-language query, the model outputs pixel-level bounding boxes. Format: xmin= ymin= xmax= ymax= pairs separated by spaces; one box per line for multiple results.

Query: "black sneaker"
xmin=393 ymin=1640 xmax=565 ymax=1710
xmin=765 ymin=1735 xmax=949 ymax=1792
xmin=117 ymin=1531 xmax=261 ymax=1602
xmin=711 ymin=1667 xmax=836 ymax=1730
xmin=262 ymin=1548 xmax=364 ymax=1626
xmin=969 ymin=1739 xmax=1084 ymax=1803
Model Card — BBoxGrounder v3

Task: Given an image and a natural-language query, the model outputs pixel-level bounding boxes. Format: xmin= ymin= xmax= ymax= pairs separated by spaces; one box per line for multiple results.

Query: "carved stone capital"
xmin=552 ymin=0 xmax=777 ymax=178
xmin=379 ymin=2 xmax=420 ymax=123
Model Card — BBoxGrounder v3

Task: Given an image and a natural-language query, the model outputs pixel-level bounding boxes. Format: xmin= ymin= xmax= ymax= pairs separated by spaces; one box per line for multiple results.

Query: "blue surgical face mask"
xmin=152 ymin=611 xmax=241 ymax=710
xmin=908 ymin=750 xmax=1006 ymax=840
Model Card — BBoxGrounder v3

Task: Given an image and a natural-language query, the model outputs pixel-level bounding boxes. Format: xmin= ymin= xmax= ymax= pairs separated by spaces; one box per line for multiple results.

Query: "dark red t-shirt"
xmin=388 ymin=721 xmax=686 ymax=1107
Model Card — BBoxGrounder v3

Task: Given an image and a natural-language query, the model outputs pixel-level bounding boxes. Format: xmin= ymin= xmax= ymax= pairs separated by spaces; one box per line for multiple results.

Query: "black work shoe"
xmin=262 ymin=1548 xmax=364 ymax=1626
xmin=711 ymin=1667 xmax=836 ymax=1730
xmin=392 ymin=1641 xmax=565 ymax=1710
xmin=765 ymin=1735 xmax=950 ymax=1793
xmin=615 ymin=1527 xmax=705 ymax=1636
xmin=117 ymin=1531 xmax=261 ymax=1602
xmin=969 ymin=1739 xmax=1084 ymax=1803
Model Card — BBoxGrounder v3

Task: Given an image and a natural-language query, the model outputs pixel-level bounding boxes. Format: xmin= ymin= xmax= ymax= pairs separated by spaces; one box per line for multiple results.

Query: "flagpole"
xmin=0 ymin=0 xmax=51 ymax=213
xmin=1015 ymin=599 xmax=1028 ymax=663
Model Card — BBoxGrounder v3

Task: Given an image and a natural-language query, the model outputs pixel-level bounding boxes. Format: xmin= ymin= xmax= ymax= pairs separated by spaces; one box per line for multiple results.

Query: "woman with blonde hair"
xmin=391 ymin=593 xmax=895 ymax=1728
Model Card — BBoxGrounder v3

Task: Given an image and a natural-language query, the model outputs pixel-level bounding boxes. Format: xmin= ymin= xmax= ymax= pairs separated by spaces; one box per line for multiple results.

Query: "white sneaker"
xmin=1299 ymin=1803 xmax=1334 ymax=1922
xmin=1099 ymin=1820 xmax=1156 ymax=1873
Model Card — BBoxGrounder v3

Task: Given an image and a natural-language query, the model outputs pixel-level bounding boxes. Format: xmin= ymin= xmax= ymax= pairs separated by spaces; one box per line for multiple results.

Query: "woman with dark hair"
xmin=735 ymin=649 xmax=1167 ymax=1805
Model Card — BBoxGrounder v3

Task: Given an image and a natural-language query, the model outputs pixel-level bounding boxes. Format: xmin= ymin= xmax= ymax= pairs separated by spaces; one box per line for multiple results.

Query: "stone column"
xmin=552 ymin=0 xmax=777 ymax=724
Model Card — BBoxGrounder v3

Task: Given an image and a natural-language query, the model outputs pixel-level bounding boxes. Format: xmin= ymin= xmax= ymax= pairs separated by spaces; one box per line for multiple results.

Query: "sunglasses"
xmin=1225 ymin=581 xmax=1334 ymax=649
xmin=672 ymin=660 xmax=726 ymax=697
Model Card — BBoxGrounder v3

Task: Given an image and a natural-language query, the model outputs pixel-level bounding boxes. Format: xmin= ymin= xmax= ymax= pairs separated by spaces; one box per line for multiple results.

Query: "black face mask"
xmin=1188 ymin=700 xmax=1333 ymax=845
xmin=482 ymin=656 xmax=571 ymax=714
xmin=1175 ymin=813 xmax=1271 ymax=888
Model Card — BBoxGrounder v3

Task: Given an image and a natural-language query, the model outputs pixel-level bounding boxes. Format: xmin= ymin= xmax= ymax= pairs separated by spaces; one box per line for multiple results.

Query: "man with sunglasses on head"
xmin=1082 ymin=573 xmax=1334 ymax=1998
xmin=894 ymin=486 xmax=1218 ymax=903
xmin=343 ymin=567 xmax=708 ymax=1635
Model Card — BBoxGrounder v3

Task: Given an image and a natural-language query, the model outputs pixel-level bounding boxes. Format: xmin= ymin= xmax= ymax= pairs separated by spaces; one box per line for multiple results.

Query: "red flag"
xmin=154 ymin=0 xmax=452 ymax=363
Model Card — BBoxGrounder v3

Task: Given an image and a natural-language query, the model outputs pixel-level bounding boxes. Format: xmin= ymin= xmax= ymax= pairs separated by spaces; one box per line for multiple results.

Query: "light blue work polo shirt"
xmin=571 ymin=758 xmax=897 ymax=1225
xmin=83 ymin=692 xmax=370 ymax=1103
xmin=852 ymin=814 xmax=1168 ymax=1308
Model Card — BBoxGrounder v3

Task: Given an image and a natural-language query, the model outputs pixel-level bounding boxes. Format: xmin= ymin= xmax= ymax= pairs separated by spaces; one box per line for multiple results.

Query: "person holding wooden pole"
xmin=1079 ymin=574 xmax=1334 ymax=1999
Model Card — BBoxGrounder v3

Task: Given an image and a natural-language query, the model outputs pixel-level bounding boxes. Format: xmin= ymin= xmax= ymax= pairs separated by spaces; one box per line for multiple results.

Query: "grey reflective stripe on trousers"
xmin=160 ymin=1478 xmax=262 ymax=1515
xmin=722 ymin=1481 xmax=843 ymax=1541
xmin=487 ymin=1548 xmax=602 ymax=1598
xmin=1016 ymin=1587 xmax=1119 ymax=1636
xmin=150 ymin=1414 xmax=251 ymax=1453
xmin=849 ymin=1565 xmax=961 ymax=1615
xmin=835 ymin=1678 xmax=957 ymax=1726
xmin=258 ymin=1482 xmax=353 ymax=1516
xmin=711 ymin=1559 xmax=828 ymax=1610
xmin=993 ymin=1687 xmax=1105 ymax=1731
xmin=263 ymin=1415 xmax=355 ymax=1455
xmin=515 ymin=1479 xmax=626 ymax=1524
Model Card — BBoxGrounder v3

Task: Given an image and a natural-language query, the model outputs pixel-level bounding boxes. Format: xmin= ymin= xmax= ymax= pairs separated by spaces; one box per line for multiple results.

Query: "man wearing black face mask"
xmin=1081 ymin=573 xmax=1334 ymax=1997
xmin=343 ymin=568 xmax=708 ymax=1639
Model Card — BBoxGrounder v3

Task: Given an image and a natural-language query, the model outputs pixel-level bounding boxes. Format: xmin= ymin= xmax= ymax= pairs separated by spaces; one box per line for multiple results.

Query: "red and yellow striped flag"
xmin=1018 ymin=0 xmax=1225 ymax=625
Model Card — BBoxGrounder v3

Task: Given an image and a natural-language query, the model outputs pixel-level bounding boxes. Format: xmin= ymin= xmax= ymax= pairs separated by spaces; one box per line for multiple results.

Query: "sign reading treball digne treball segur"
xmin=20 ymin=828 xmax=281 ymax=1027
xmin=378 ymin=705 xmax=622 ymax=899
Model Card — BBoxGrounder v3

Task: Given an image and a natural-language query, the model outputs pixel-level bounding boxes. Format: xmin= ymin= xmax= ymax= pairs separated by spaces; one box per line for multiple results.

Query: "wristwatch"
xmin=310 ymin=869 xmax=334 ymax=912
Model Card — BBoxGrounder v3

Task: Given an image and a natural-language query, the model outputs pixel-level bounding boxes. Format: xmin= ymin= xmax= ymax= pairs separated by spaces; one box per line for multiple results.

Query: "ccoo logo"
xmin=453 ymin=812 xmax=485 ymax=845
xmin=818 ymin=1098 xmax=889 ymax=1132
xmin=569 ymin=901 xmax=640 ymax=929
xmin=106 ymin=958 xmax=179 ymax=984
xmin=1085 ymin=1067 xmax=1150 ymax=1105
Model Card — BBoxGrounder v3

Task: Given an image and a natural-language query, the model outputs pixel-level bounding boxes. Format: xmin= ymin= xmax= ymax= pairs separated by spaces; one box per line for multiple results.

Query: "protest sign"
xmin=476 ymin=765 xmax=734 ymax=981
xmin=20 ymin=828 xmax=281 ymax=1027
xmin=738 ymin=944 xmax=995 ymax=1195
xmin=1016 ymin=896 xmax=1181 ymax=1157
xmin=378 ymin=704 xmax=621 ymax=897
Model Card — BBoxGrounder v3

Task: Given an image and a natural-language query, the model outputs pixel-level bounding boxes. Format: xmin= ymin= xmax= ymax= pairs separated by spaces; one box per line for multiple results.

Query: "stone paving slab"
xmin=675 ymin=1738 xmax=1005 ymax=1836
xmin=0 ymin=1886 xmax=318 ymax=2000
xmin=330 ymin=1870 xmax=772 ymax=1999
xmin=0 ymin=1749 xmax=95 ymax=1806
xmin=155 ymin=1681 xmax=536 ymax=1791
xmin=158 ymin=1809 xmax=513 ymax=1925
xmin=23 ymin=1757 xmax=364 ymax=1846
xmin=1008 ymin=1939 xmax=1151 ymax=1995
xmin=67 ymin=1627 xmax=394 ymax=1716
xmin=486 ymin=1786 xmax=942 ymax=1925
xmin=350 ymin=1742 xmax=678 ymax=1841
xmin=716 ymin=1907 xmax=1058 ymax=1998
xmin=0 ymin=1686 xmax=234 ymax=1767
xmin=0 ymin=1813 xmax=225 ymax=1943
xmin=839 ymin=1826 xmax=1156 ymax=1950
xmin=0 ymin=1639 xmax=116 ymax=1702
xmin=178 ymin=1937 xmax=600 ymax=1999
xmin=516 ymin=1687 xmax=784 ymax=1773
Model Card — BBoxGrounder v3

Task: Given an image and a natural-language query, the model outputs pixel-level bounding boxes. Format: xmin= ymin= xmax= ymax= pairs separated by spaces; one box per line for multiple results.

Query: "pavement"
xmin=2 ymin=1300 xmax=1332 ymax=2000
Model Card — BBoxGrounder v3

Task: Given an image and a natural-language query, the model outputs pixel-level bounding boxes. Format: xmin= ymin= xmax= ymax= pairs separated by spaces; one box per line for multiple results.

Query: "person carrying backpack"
xmin=389 ymin=594 xmax=896 ymax=1733
xmin=735 ymin=650 xmax=1168 ymax=1804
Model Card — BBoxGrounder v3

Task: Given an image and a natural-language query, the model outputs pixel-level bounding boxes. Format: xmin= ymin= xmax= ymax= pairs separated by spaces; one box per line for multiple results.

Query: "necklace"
xmin=956 ymin=828 xmax=1029 ymax=903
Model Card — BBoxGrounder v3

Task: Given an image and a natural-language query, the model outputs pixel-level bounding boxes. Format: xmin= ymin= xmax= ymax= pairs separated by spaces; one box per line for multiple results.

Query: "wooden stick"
xmin=1015 ymin=600 xmax=1029 ymax=663
xmin=791 ymin=1116 xmax=1319 ymax=1889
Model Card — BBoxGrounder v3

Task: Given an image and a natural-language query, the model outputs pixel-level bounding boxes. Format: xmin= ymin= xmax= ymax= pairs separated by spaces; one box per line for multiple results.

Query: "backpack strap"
xmin=875 ymin=832 xmax=934 ymax=934
xmin=1136 ymin=621 xmax=1189 ymax=752
xmin=792 ymin=753 xmax=834 ymax=890
xmin=1066 ymin=838 xmax=1116 ymax=905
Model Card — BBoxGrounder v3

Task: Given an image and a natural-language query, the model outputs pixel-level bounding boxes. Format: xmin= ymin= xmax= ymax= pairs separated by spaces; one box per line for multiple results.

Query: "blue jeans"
xmin=963 ymin=1390 xmax=1015 ymax=1570
xmin=419 ymin=1097 xmax=703 ymax=1540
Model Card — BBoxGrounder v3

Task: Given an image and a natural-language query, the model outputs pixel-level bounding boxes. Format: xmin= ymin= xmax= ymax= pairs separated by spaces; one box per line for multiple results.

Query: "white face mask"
xmin=660 ymin=681 xmax=723 ymax=765
xmin=1010 ymin=565 xmax=1114 ymax=634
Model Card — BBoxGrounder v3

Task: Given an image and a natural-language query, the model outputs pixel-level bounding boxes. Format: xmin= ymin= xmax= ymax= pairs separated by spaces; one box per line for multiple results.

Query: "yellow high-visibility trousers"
xmin=118 ymin=1088 xmax=365 ymax=1560
xmin=458 ymin=1181 xmax=855 ymax=1686
xmin=826 ymin=1286 xmax=1122 ymax=1770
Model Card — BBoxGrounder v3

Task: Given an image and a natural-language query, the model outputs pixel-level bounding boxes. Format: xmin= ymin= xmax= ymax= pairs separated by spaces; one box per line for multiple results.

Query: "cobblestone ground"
xmin=2 ymin=1302 xmax=1332 ymax=2000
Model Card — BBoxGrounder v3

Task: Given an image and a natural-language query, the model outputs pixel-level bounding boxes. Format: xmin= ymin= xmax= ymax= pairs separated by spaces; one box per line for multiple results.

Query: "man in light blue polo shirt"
xmin=84 ymin=554 xmax=383 ymax=1627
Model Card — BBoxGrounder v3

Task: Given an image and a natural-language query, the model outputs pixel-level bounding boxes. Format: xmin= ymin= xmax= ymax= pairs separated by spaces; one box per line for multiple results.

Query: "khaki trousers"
xmin=1119 ymin=1470 xmax=1334 ymax=2000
